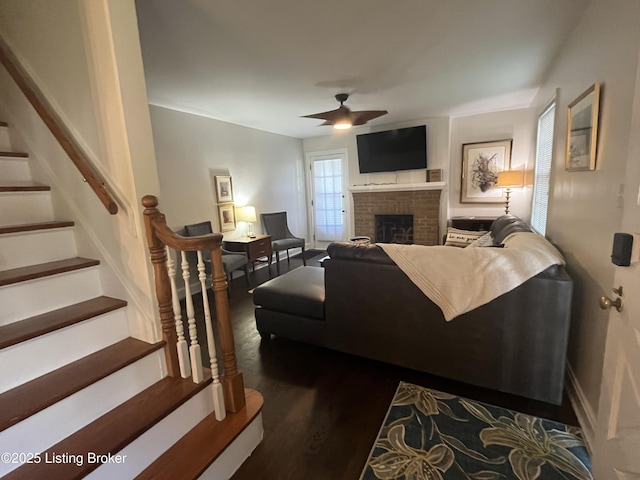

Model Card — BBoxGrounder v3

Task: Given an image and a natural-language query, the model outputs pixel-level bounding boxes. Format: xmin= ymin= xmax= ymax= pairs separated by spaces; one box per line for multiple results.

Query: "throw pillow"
xmin=444 ymin=228 xmax=487 ymax=248
xmin=466 ymin=232 xmax=494 ymax=248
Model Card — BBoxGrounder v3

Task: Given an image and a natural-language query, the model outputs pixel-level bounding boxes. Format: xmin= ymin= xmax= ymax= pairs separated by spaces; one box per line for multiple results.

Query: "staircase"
xmin=0 ymin=122 xmax=263 ymax=479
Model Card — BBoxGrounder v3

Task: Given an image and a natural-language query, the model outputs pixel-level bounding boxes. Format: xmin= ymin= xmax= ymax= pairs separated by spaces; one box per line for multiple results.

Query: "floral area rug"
xmin=360 ymin=382 xmax=592 ymax=480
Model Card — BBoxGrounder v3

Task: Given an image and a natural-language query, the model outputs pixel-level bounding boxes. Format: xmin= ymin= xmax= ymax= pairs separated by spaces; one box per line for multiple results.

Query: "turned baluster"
xmin=181 ymin=251 xmax=204 ymax=383
xmin=197 ymin=251 xmax=226 ymax=420
xmin=166 ymin=246 xmax=191 ymax=378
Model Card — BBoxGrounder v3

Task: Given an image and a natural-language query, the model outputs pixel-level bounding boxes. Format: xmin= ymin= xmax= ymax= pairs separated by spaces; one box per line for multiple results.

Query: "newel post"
xmin=142 ymin=195 xmax=180 ymax=377
xmin=210 ymin=249 xmax=246 ymax=412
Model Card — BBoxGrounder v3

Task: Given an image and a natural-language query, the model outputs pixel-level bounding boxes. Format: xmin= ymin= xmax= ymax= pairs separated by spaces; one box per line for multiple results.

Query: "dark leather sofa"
xmin=253 ymin=216 xmax=573 ymax=405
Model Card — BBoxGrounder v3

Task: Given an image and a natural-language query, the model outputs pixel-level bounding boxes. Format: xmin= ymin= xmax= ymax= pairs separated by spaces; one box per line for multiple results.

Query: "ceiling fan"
xmin=302 ymin=93 xmax=388 ymax=130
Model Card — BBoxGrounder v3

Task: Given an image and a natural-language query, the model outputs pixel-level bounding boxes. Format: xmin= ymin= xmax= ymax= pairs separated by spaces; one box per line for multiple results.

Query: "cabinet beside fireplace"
xmin=449 ymin=216 xmax=497 ymax=231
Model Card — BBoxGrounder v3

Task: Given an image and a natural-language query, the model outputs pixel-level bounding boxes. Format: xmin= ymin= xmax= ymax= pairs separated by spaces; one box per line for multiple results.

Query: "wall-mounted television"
xmin=356 ymin=125 xmax=427 ymax=173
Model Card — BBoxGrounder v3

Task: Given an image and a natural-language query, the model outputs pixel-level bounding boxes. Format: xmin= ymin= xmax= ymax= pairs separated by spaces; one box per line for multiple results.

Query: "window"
xmin=531 ymin=101 xmax=556 ymax=236
xmin=312 ymin=157 xmax=344 ymax=241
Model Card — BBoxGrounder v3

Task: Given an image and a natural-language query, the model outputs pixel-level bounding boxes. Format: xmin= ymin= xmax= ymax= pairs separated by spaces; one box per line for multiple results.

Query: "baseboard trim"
xmin=565 ymin=362 xmax=596 ymax=452
xmin=274 ymin=247 xmax=302 ymax=262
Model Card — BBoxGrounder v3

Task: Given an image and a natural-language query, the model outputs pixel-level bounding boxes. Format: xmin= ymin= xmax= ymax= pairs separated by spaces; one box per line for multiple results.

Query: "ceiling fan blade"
xmin=301 ymin=106 xmax=351 ymax=122
xmin=302 ymin=94 xmax=387 ymax=127
xmin=351 ymin=110 xmax=388 ymax=125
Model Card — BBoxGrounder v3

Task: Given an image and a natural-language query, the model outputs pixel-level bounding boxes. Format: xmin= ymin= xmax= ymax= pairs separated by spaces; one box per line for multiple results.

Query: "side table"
xmin=223 ymin=234 xmax=273 ymax=273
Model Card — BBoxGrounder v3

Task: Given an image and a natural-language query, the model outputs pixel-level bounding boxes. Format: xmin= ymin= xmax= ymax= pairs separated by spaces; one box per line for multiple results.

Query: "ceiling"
xmin=134 ymin=0 xmax=589 ymax=139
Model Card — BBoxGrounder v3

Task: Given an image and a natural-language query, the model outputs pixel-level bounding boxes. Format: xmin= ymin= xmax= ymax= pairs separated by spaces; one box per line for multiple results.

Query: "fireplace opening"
xmin=375 ymin=215 xmax=414 ymax=244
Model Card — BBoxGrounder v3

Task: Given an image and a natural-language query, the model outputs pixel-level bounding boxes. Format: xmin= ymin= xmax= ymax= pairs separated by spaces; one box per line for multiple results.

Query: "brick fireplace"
xmin=351 ymin=185 xmax=443 ymax=245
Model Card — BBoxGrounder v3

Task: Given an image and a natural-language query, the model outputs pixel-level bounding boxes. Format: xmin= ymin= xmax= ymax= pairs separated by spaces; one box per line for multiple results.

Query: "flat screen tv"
xmin=356 ymin=125 xmax=427 ymax=173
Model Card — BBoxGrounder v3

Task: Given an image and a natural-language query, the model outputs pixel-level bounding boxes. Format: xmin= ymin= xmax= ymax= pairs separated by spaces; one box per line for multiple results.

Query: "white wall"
xmin=532 ymin=0 xmax=640 ymax=439
xmin=449 ymin=108 xmax=537 ymax=221
xmin=0 ymin=0 xmax=162 ymax=342
xmin=302 ymin=117 xmax=450 ymax=238
xmin=0 ymin=0 xmax=101 ymax=156
xmin=148 ymin=105 xmax=307 ymax=240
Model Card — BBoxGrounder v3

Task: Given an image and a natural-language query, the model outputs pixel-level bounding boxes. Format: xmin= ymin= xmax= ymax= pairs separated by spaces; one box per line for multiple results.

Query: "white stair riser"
xmin=0 ymin=309 xmax=129 ymax=394
xmin=87 ymin=384 xmax=214 ymax=480
xmin=0 ymin=127 xmax=11 ymax=151
xmin=0 ymin=157 xmax=30 ymax=182
xmin=0 ymin=228 xmax=77 ymax=270
xmin=0 ymin=350 xmax=166 ymax=477
xmin=199 ymin=413 xmax=264 ymax=480
xmin=0 ymin=267 xmax=102 ymax=326
xmin=0 ymin=192 xmax=54 ymax=225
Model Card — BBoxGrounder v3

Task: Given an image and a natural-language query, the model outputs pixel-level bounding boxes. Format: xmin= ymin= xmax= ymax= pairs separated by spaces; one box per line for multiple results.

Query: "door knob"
xmin=599 ymin=295 xmax=622 ymax=312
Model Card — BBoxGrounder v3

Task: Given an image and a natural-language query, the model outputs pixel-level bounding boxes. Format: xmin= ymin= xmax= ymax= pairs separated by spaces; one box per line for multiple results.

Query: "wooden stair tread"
xmin=5 ymin=370 xmax=212 ymax=480
xmin=0 ymin=151 xmax=28 ymax=158
xmin=0 ymin=220 xmax=75 ymax=235
xmin=0 ymin=183 xmax=49 ymax=192
xmin=0 ymin=296 xmax=127 ymax=350
xmin=136 ymin=388 xmax=264 ymax=480
xmin=0 ymin=337 xmax=162 ymax=432
xmin=0 ymin=257 xmax=99 ymax=287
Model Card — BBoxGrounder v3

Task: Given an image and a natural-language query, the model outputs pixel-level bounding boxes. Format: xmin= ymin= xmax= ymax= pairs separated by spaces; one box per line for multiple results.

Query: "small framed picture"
xmin=218 ymin=203 xmax=236 ymax=232
xmin=214 ymin=175 xmax=234 ymax=203
xmin=426 ymin=168 xmax=442 ymax=182
xmin=460 ymin=139 xmax=512 ymax=204
xmin=566 ymin=83 xmax=600 ymax=171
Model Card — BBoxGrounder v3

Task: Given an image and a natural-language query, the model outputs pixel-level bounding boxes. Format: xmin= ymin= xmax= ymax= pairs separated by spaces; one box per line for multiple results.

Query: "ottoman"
xmin=253 ymin=266 xmax=326 ymax=345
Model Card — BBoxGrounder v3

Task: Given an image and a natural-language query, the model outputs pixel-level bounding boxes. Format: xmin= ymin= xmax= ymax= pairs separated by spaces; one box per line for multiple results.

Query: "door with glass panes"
xmin=307 ymin=150 xmax=348 ymax=250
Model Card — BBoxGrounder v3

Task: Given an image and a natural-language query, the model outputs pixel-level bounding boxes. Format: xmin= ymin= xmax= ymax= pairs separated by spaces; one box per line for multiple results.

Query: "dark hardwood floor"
xmin=197 ymin=251 xmax=578 ymax=480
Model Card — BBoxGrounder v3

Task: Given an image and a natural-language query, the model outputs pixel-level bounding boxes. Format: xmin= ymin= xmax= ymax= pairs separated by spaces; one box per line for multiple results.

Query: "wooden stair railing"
xmin=142 ymin=195 xmax=246 ymax=414
xmin=0 ymin=35 xmax=118 ymax=214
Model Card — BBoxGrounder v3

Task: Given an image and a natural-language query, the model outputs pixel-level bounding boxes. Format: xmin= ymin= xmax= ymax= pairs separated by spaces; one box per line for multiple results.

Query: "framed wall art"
xmin=566 ymin=83 xmax=600 ymax=171
xmin=214 ymin=175 xmax=234 ymax=203
xmin=218 ymin=203 xmax=236 ymax=232
xmin=460 ymin=139 xmax=512 ymax=203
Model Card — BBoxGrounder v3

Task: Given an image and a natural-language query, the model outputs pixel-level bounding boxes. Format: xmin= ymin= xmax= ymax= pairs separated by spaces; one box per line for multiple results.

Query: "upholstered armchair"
xmin=260 ymin=212 xmax=306 ymax=275
xmin=183 ymin=221 xmax=250 ymax=292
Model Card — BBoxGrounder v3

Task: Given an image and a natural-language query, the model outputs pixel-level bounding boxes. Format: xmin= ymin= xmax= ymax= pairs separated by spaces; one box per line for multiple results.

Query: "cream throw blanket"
xmin=379 ymin=232 xmax=565 ymax=321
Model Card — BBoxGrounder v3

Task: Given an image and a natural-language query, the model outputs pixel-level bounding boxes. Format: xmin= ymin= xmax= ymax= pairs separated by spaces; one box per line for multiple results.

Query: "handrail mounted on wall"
xmin=0 ymin=35 xmax=118 ymax=215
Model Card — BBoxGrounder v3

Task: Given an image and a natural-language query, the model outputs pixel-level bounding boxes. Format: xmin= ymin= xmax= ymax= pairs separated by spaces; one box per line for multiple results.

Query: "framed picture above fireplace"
xmin=460 ymin=139 xmax=512 ymax=204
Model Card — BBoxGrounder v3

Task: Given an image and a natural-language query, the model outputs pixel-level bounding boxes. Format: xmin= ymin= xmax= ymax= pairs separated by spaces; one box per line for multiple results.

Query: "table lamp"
xmin=236 ymin=205 xmax=257 ymax=237
xmin=496 ymin=170 xmax=523 ymax=214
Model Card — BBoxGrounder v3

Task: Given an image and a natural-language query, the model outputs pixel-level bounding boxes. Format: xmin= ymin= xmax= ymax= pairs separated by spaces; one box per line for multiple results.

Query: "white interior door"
xmin=307 ymin=150 xmax=348 ymax=250
xmin=592 ymin=47 xmax=640 ymax=478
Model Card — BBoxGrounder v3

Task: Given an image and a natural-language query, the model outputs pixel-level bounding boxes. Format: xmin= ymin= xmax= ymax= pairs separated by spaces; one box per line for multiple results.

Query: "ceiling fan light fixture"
xmin=302 ymin=93 xmax=387 ymax=129
xmin=333 ymin=119 xmax=352 ymax=130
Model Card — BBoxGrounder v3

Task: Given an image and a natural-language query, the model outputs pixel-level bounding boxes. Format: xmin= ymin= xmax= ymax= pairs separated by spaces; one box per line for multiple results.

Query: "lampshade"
xmin=236 ymin=205 xmax=257 ymax=223
xmin=496 ymin=170 xmax=524 ymax=188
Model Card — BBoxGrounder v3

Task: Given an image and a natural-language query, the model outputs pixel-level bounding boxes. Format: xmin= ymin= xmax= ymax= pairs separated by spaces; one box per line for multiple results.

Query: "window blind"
xmin=313 ymin=158 xmax=344 ymax=241
xmin=531 ymin=102 xmax=555 ymax=236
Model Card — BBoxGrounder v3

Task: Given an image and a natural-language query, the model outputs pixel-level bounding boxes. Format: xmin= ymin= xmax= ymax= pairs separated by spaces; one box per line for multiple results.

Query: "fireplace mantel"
xmin=349 ymin=182 xmax=445 ymax=193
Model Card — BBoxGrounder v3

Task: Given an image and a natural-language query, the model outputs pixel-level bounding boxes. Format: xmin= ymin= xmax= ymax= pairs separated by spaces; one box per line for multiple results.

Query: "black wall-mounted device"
xmin=611 ymin=233 xmax=633 ymax=266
